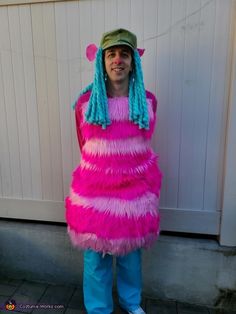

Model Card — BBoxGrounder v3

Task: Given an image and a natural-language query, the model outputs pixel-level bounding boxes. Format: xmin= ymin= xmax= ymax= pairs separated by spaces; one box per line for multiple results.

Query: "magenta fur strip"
xmin=80 ymin=151 xmax=156 ymax=175
xmin=65 ymin=198 xmax=160 ymax=238
xmin=71 ymin=161 xmax=162 ymax=199
xmin=81 ymin=97 xmax=154 ymax=122
xmin=81 ymin=117 xmax=156 ymax=141
xmin=83 ymin=136 xmax=151 ymax=156
xmin=69 ymin=189 xmax=159 ymax=218
xmin=67 ymin=227 xmax=159 ymax=256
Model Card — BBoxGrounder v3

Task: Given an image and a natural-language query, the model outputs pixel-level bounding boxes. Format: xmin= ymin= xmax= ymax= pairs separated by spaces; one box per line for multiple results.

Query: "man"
xmin=65 ymin=28 xmax=163 ymax=314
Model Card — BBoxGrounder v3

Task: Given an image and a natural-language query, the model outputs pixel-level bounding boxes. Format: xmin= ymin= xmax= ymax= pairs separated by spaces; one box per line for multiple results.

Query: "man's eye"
xmin=122 ymin=52 xmax=129 ymax=58
xmin=107 ymin=53 xmax=115 ymax=58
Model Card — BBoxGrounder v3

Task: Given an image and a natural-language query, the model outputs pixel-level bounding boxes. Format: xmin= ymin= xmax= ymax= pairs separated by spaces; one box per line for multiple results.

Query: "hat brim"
xmin=102 ymin=41 xmax=134 ymax=50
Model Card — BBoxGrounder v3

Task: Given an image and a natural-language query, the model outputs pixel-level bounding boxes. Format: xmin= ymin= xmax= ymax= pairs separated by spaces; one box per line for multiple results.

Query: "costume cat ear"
xmin=86 ymin=44 xmax=98 ymax=61
xmin=137 ymin=48 xmax=145 ymax=56
xmin=86 ymin=44 xmax=145 ymax=61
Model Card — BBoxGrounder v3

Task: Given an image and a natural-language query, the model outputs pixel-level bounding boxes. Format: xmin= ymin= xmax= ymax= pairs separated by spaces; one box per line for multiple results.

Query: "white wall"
xmin=0 ymin=0 xmax=235 ymax=243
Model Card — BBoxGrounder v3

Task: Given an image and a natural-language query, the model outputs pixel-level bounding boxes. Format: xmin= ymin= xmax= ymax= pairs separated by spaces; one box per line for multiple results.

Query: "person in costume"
xmin=65 ymin=29 xmax=163 ymax=314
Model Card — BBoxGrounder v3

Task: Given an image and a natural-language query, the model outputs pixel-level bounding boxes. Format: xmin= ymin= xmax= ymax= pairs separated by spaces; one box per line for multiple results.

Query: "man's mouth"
xmin=112 ymin=67 xmax=124 ymax=72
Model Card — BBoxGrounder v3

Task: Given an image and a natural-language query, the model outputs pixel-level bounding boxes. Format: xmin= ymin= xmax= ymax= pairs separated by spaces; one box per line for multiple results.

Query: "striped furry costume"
xmin=65 ymin=89 xmax=163 ymax=256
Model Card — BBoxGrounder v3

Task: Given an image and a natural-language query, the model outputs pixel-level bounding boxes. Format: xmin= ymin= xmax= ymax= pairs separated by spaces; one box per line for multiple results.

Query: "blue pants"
xmin=83 ymin=249 xmax=142 ymax=314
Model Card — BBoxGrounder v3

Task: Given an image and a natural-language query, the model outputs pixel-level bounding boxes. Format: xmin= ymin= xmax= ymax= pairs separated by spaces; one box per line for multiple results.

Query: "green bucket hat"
xmin=100 ymin=28 xmax=137 ymax=50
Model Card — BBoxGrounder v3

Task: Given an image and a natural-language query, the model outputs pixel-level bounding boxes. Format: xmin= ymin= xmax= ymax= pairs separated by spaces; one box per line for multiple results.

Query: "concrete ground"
xmin=0 ymin=277 xmax=234 ymax=314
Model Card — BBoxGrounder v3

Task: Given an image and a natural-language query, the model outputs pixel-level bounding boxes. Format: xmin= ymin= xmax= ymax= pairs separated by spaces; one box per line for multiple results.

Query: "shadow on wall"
xmin=0 ymin=219 xmax=83 ymax=285
xmin=215 ymin=289 xmax=236 ymax=310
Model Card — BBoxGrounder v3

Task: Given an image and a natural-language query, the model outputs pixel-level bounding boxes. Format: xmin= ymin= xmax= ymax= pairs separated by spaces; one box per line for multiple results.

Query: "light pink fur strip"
xmin=67 ymin=227 xmax=159 ymax=256
xmin=81 ymin=98 xmax=154 ymax=123
xmin=70 ymin=188 xmax=159 ymax=218
xmin=83 ymin=136 xmax=151 ymax=156
xmin=80 ymin=154 xmax=156 ymax=175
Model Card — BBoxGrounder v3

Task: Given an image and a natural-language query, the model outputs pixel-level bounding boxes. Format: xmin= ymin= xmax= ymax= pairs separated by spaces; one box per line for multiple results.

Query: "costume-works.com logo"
xmin=5 ymin=299 xmax=16 ymax=311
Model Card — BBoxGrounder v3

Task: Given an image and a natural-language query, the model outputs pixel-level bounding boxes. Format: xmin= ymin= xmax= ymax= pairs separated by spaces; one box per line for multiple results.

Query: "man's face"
xmin=104 ymin=46 xmax=133 ymax=85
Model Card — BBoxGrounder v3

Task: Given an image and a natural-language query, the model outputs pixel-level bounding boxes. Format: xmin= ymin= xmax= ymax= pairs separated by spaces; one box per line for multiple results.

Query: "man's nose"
xmin=113 ymin=54 xmax=122 ymax=64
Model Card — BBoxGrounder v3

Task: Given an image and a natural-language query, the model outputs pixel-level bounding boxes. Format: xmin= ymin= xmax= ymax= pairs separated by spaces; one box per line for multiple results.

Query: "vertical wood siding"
xmin=0 ymin=0 xmax=233 ymax=233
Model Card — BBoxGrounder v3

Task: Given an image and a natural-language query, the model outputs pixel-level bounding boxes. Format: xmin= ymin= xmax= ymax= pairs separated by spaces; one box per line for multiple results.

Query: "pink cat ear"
xmin=137 ymin=48 xmax=145 ymax=57
xmin=86 ymin=44 xmax=98 ymax=61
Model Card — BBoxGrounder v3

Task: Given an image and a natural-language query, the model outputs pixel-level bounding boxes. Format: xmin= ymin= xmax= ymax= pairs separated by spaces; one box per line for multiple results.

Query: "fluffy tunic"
xmin=65 ymin=90 xmax=163 ymax=256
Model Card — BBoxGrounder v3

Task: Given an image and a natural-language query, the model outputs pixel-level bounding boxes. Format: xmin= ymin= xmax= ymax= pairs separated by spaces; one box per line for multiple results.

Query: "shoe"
xmin=127 ymin=306 xmax=146 ymax=314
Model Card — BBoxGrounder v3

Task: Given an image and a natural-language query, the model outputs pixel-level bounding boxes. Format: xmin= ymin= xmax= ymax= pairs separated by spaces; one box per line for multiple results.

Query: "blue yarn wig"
xmin=74 ymin=47 xmax=149 ymax=130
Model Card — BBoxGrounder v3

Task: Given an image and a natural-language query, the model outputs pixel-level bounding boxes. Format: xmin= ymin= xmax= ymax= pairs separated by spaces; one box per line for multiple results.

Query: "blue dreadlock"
xmin=73 ymin=48 xmax=149 ymax=130
xmin=128 ymin=50 xmax=149 ymax=129
xmin=85 ymin=48 xmax=111 ymax=129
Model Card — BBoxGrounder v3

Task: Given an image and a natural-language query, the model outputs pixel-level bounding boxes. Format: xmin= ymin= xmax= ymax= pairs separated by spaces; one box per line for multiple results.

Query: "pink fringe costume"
xmin=65 ymin=90 xmax=163 ymax=256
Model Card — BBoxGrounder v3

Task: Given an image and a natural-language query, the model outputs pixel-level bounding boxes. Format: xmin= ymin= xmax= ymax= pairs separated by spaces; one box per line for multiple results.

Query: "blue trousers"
xmin=83 ymin=249 xmax=142 ymax=314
